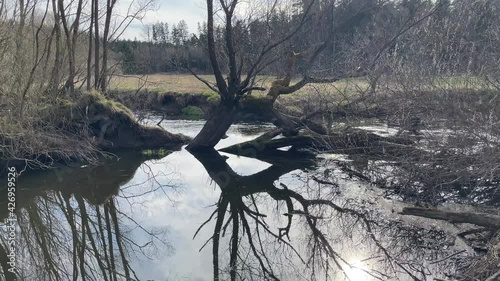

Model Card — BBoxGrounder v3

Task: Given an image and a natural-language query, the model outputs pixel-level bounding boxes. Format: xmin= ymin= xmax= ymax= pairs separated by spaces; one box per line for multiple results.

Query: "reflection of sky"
xmin=9 ymin=118 xmax=465 ymax=280
xmin=111 ymin=119 xmax=462 ymax=281
xmin=120 ymin=121 xmax=274 ymax=280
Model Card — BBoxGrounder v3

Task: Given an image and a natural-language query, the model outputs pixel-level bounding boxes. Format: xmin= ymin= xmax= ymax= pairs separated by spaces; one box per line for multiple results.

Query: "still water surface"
xmin=1 ymin=120 xmax=469 ymax=281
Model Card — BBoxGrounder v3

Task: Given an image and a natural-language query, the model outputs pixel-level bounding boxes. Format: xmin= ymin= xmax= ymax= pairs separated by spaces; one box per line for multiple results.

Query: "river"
xmin=0 ymin=119 xmax=471 ymax=281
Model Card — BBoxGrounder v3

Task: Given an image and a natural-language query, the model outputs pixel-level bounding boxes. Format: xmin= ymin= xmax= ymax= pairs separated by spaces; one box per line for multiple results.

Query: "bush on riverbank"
xmin=180 ymin=105 xmax=205 ymax=118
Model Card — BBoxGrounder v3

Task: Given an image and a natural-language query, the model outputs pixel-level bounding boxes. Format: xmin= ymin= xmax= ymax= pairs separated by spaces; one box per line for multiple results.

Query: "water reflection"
xmin=0 ymin=122 xmax=467 ymax=281
xmin=190 ymin=148 xmax=317 ymax=281
xmin=189 ymin=148 xmax=460 ymax=281
xmin=0 ymin=152 xmax=171 ymax=281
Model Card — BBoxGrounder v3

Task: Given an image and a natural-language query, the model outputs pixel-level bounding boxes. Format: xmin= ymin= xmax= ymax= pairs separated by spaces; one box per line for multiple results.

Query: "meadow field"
xmin=109 ymin=73 xmax=371 ymax=96
xmin=109 ymin=73 xmax=489 ymax=97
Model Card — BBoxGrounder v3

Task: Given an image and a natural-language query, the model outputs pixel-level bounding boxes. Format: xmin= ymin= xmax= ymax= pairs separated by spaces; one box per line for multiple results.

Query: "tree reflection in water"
xmin=0 ymin=149 xmax=462 ymax=280
xmin=190 ymin=149 xmax=458 ymax=281
xmin=0 ymin=152 xmax=172 ymax=281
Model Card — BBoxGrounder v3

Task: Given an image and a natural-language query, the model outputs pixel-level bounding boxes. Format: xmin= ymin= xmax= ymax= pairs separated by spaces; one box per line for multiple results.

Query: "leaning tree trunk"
xmin=186 ymin=101 xmax=239 ymax=151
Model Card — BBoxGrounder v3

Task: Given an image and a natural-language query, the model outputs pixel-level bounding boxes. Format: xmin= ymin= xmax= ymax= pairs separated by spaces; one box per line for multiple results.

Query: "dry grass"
xmin=109 ymin=73 xmax=370 ymax=96
xmin=110 ymin=74 xmax=219 ymax=94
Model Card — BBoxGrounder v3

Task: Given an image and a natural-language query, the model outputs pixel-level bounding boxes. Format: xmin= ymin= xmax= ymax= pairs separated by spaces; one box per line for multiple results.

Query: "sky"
xmin=118 ymin=0 xmax=206 ymax=41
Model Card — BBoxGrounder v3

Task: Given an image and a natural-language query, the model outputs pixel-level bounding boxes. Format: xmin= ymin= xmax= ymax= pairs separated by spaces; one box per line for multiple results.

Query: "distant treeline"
xmin=112 ymin=0 xmax=499 ymax=77
xmin=111 ymin=20 xmax=211 ymax=74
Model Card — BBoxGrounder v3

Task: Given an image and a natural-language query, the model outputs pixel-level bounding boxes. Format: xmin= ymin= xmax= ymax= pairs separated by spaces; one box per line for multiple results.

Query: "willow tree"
xmin=186 ymin=0 xmax=440 ymax=151
xmin=186 ymin=0 xmax=328 ymax=150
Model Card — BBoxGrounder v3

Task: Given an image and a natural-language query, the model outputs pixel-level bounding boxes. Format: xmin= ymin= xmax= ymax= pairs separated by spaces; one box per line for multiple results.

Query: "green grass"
xmin=181 ymin=105 xmax=205 ymax=117
xmin=202 ymin=90 xmax=220 ymax=103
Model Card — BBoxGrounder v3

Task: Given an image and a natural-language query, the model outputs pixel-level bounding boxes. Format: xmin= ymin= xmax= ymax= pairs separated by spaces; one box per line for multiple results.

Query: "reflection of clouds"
xmin=119 ymin=152 xmax=215 ymax=280
xmin=221 ymin=152 xmax=272 ymax=176
xmin=119 ymin=123 xmax=272 ymax=280
xmin=9 ymin=128 xmax=463 ymax=281
xmin=265 ymin=164 xmax=460 ymax=281
xmin=123 ymin=159 xmax=216 ymax=280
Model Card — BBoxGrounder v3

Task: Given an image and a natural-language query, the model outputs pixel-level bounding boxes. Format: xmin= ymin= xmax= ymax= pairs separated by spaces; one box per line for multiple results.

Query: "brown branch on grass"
xmin=486 ymin=270 xmax=500 ymax=281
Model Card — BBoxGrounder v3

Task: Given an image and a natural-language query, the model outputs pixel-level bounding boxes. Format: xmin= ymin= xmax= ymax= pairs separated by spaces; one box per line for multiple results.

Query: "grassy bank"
xmin=0 ymin=91 xmax=190 ymax=173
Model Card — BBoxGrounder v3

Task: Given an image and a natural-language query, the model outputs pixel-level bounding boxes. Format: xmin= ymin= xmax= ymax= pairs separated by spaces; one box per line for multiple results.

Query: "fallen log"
xmin=219 ymin=135 xmax=314 ymax=155
xmin=400 ymin=207 xmax=500 ymax=229
xmin=220 ymin=129 xmax=416 ymax=156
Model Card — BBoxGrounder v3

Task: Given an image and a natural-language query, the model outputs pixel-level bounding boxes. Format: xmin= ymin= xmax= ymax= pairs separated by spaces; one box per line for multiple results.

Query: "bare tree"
xmin=58 ymin=0 xmax=84 ymax=94
xmin=186 ymin=0 xmax=441 ymax=151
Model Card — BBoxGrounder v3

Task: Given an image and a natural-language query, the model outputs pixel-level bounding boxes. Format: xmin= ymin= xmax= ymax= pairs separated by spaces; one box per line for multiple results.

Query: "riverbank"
xmin=0 ymin=91 xmax=190 ymax=174
xmin=107 ymin=89 xmax=220 ymax=119
xmin=106 ymin=73 xmax=369 ymax=121
xmin=6 ymin=119 xmax=499 ymax=281
xmin=105 ymin=88 xmax=374 ymax=122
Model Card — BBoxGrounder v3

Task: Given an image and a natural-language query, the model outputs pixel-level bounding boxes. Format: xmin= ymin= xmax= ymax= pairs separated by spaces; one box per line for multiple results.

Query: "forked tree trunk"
xmin=186 ymin=101 xmax=239 ymax=151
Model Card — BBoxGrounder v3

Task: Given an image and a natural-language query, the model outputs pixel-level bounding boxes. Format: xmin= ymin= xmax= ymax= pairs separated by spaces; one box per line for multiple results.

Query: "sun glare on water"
xmin=345 ymin=259 xmax=372 ymax=281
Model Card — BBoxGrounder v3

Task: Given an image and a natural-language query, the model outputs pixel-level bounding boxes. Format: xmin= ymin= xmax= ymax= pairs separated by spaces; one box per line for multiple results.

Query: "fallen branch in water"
xmin=219 ymin=135 xmax=314 ymax=154
xmin=399 ymin=207 xmax=500 ymax=229
xmin=220 ymin=129 xmax=416 ymax=155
